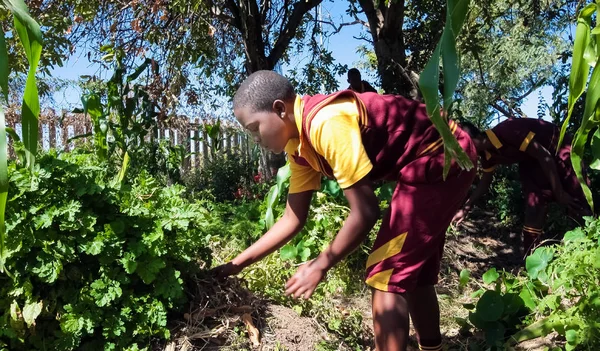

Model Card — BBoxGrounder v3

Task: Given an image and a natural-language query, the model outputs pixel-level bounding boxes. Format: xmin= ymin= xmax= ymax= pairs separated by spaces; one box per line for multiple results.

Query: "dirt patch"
xmin=260 ymin=304 xmax=325 ymax=351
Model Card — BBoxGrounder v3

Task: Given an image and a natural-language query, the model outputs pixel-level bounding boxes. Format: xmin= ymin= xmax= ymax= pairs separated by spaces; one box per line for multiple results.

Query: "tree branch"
xmin=268 ymin=0 xmax=323 ymax=67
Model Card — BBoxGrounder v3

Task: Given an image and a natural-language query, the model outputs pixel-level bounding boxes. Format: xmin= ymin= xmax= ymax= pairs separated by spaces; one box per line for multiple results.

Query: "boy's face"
xmin=234 ymin=100 xmax=296 ymax=154
xmin=472 ymin=135 xmax=487 ymax=153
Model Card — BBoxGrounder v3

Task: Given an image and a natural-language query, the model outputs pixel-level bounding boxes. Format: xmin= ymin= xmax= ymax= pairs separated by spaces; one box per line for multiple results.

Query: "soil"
xmin=160 ymin=207 xmax=568 ymax=350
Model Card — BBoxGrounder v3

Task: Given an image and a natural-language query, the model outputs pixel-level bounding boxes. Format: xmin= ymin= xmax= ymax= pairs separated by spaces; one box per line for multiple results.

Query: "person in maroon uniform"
xmin=454 ymin=119 xmax=591 ymax=255
xmin=214 ymin=70 xmax=476 ymax=351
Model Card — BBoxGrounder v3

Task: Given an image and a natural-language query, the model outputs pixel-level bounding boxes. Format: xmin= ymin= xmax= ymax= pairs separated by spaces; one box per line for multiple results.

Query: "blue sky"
xmin=50 ymin=1 xmax=549 ymax=122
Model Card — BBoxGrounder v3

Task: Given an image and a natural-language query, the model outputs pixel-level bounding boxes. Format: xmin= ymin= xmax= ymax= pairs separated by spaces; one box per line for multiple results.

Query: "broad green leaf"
xmin=526 ymin=247 xmax=554 ymax=279
xmin=476 ymin=290 xmax=504 ymax=322
xmin=0 ymin=28 xmax=8 ymax=103
xmin=519 ymin=284 xmax=537 ymax=310
xmin=468 ymin=311 xmax=486 ymax=329
xmin=459 ymin=269 xmax=470 ymax=288
xmin=482 ymin=268 xmax=499 ymax=284
xmin=298 ymin=247 xmax=311 ymax=262
xmin=22 ymin=300 xmax=42 ymax=327
xmin=563 ymin=228 xmax=586 ymax=242
xmin=484 ymin=321 xmax=505 ymax=346
xmin=590 ymin=128 xmax=600 ymax=170
xmin=280 ymin=244 xmax=297 ymax=261
xmin=565 ymin=329 xmax=578 ymax=344
xmin=136 ymin=257 xmax=166 ymax=284
xmin=560 ymin=10 xmax=592 ymax=151
xmin=502 ymin=293 xmax=524 ymax=315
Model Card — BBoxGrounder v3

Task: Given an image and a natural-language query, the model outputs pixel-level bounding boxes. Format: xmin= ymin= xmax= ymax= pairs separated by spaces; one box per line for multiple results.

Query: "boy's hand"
xmin=285 ymin=260 xmax=327 ymax=299
xmin=211 ymin=262 xmax=243 ymax=279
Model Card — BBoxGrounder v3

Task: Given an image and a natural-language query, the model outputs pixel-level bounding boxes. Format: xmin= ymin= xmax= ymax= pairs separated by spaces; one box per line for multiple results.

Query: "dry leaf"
xmin=242 ymin=313 xmax=260 ymax=347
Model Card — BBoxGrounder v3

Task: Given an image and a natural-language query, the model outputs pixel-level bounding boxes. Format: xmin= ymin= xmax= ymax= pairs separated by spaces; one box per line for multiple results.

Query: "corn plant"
xmin=419 ymin=0 xmax=474 ymax=177
xmin=0 ymin=0 xmax=42 ymax=272
xmin=559 ymin=1 xmax=600 ymax=211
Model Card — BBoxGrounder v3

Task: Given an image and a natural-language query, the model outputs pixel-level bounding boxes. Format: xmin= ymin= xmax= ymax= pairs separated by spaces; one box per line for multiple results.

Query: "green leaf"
xmin=563 ymin=228 xmax=586 ymax=242
xmin=459 ymin=269 xmax=470 ymax=288
xmin=8 ymin=0 xmax=42 ymax=170
xmin=127 ymin=58 xmax=152 ymax=82
xmin=482 ymin=268 xmax=499 ymax=284
xmin=136 ymin=257 xmax=166 ymax=284
xmin=484 ymin=321 xmax=505 ymax=346
xmin=526 ymin=247 xmax=554 ymax=280
xmin=502 ymin=293 xmax=524 ymax=315
xmin=120 ymin=252 xmax=138 ymax=274
xmin=565 ymin=329 xmax=578 ymax=344
xmin=519 ymin=285 xmax=537 ymax=311
xmin=476 ymin=290 xmax=504 ymax=322
xmin=0 ymin=106 xmax=7 ymax=274
xmin=22 ymin=300 xmax=42 ymax=327
xmin=0 ymin=28 xmax=8 ymax=102
xmin=590 ymin=129 xmax=600 ymax=170
xmin=280 ymin=244 xmax=297 ymax=261
xmin=560 ymin=6 xmax=593 ymax=150
xmin=468 ymin=311 xmax=486 ymax=329
xmin=298 ymin=247 xmax=311 ymax=262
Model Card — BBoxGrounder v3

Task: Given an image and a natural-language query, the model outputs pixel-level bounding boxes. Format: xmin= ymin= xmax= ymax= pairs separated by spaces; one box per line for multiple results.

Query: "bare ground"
xmin=160 ymin=208 xmax=570 ymax=350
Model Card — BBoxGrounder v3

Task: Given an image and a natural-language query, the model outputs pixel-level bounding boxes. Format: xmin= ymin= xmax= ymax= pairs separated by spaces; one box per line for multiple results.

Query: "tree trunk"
xmin=358 ymin=0 xmax=421 ymax=99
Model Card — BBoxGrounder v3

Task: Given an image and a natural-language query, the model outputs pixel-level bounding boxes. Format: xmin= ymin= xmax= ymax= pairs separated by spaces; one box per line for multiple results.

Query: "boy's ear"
xmin=272 ymin=99 xmax=287 ymax=117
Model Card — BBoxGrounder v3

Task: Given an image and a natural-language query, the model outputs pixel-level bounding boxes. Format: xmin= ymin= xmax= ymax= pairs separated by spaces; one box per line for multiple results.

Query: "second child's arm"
xmin=452 ymin=171 xmax=494 ymax=225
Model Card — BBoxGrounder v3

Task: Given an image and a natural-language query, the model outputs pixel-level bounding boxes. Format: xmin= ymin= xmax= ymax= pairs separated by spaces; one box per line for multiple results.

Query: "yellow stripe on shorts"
xmin=366 ymin=231 xmax=408 ymax=268
xmin=365 ymin=268 xmax=394 ymax=291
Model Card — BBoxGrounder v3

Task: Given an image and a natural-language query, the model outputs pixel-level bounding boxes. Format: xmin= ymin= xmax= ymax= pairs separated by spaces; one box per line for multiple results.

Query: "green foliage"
xmin=465 ymin=217 xmax=600 ymax=350
xmin=419 ymin=0 xmax=474 ymax=177
xmin=183 ymin=152 xmax=258 ymax=202
xmin=561 ymin=2 xmax=600 ymax=211
xmin=264 ymin=163 xmax=292 ymax=229
xmin=0 ymin=151 xmax=212 ymax=350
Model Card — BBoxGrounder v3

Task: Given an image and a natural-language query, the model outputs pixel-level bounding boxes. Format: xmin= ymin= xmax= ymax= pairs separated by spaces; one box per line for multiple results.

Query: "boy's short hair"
xmin=460 ymin=120 xmax=484 ymax=139
xmin=233 ymin=70 xmax=296 ymax=112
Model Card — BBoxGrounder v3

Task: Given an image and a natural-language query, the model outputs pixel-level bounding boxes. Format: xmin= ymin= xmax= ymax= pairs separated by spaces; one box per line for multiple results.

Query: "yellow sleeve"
xmin=285 ymin=139 xmax=322 ymax=194
xmin=309 ymin=98 xmax=373 ymax=189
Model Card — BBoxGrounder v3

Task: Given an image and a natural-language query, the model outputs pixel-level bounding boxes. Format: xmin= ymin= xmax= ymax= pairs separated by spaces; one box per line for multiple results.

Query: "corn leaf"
xmin=590 ymin=129 xmax=600 ymax=170
xmin=7 ymin=0 xmax=42 ymax=170
xmin=0 ymin=105 xmax=7 ymax=273
xmin=569 ymin=54 xmax=600 ymax=210
xmin=419 ymin=0 xmax=473 ymax=178
xmin=560 ymin=7 xmax=593 ymax=151
xmin=0 ymin=29 xmax=8 ymax=103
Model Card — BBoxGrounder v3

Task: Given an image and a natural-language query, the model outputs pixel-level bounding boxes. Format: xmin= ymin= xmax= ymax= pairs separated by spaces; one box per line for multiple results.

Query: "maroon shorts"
xmin=364 ymin=128 xmax=477 ymax=294
xmin=519 ymin=144 xmax=590 ymax=212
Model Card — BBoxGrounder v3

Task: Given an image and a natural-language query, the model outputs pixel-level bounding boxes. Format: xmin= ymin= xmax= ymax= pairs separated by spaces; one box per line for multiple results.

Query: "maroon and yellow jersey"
xmin=480 ymin=118 xmax=562 ymax=173
xmin=284 ymin=90 xmax=458 ymax=193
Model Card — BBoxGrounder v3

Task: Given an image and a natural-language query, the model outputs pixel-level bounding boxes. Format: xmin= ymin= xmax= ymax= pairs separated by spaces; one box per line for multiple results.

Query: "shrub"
xmin=0 ymin=151 xmax=212 ymax=350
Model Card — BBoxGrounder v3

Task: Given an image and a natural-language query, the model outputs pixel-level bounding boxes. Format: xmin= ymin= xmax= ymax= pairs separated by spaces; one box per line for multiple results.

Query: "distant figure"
xmin=347 ymin=68 xmax=377 ymax=93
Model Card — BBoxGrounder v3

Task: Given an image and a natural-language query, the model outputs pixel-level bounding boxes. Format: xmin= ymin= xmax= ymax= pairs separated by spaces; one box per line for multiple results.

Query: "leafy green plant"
xmin=465 ymin=217 xmax=600 ymax=350
xmin=0 ymin=151 xmax=212 ymax=350
xmin=462 ymin=267 xmax=531 ymax=349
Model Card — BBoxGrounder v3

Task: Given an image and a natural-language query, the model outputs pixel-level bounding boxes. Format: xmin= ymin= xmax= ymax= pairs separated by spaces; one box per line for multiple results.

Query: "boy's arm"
xmin=452 ymin=171 xmax=494 ymax=225
xmin=213 ymin=190 xmax=313 ymax=277
xmin=285 ymin=178 xmax=379 ymax=299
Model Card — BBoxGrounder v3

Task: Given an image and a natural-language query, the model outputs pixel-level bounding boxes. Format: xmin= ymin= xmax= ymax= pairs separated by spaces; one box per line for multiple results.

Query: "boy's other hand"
xmin=285 ymin=260 xmax=327 ymax=299
xmin=211 ymin=262 xmax=242 ymax=279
